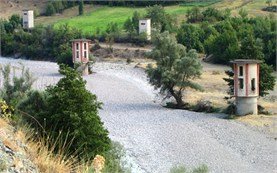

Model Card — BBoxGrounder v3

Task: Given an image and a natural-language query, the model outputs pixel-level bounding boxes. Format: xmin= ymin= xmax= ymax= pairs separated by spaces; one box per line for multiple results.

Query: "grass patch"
xmin=39 ymin=5 xmax=191 ymax=34
xmin=170 ymin=164 xmax=208 ymax=173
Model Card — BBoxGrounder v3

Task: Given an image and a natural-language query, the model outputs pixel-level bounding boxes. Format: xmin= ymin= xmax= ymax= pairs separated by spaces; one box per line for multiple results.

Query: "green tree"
xmin=145 ymin=5 xmax=175 ymax=32
xmin=19 ymin=67 xmax=111 ymax=159
xmin=45 ymin=2 xmax=56 ymax=16
xmin=205 ymin=30 xmax=240 ymax=63
xmin=177 ymin=24 xmax=204 ymax=52
xmin=239 ymin=33 xmax=275 ymax=96
xmin=124 ymin=18 xmax=135 ymax=36
xmin=259 ymin=63 xmax=276 ymax=96
xmin=53 ymin=1 xmax=64 ymax=13
xmin=132 ymin=11 xmax=141 ymax=34
xmin=186 ymin=7 xmax=203 ymax=23
xmin=79 ymin=0 xmax=84 ymax=15
xmin=147 ymin=32 xmax=202 ymax=107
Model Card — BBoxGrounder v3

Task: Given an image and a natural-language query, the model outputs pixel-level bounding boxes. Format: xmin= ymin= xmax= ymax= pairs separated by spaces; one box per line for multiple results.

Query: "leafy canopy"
xmin=147 ymin=32 xmax=202 ymax=107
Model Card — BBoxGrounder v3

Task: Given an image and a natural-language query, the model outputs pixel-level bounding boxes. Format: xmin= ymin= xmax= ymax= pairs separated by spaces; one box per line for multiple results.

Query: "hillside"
xmin=37 ymin=5 xmax=192 ymax=34
xmin=36 ymin=0 xmax=276 ymax=34
xmin=0 ymin=0 xmax=47 ymax=19
xmin=1 ymin=1 xmax=275 ymax=34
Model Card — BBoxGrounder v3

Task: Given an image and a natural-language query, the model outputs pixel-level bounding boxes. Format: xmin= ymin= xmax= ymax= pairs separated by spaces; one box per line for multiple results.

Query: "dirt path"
xmin=98 ymin=43 xmax=152 ymax=52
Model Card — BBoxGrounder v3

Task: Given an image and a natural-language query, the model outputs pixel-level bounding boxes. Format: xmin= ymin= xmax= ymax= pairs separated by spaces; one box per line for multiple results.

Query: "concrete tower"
xmin=72 ymin=39 xmax=91 ymax=76
xmin=232 ymin=59 xmax=261 ymax=115
xmin=139 ymin=19 xmax=151 ymax=40
xmin=22 ymin=10 xmax=34 ymax=29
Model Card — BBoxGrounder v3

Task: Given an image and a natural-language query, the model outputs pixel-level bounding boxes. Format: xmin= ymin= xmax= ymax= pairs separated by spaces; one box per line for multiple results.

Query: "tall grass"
xmin=0 ymin=117 xmax=128 ymax=173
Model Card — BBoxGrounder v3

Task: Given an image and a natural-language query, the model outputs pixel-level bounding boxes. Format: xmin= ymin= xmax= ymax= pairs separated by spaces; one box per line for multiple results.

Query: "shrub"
xmin=18 ymin=67 xmax=110 ymax=160
xmin=193 ymin=100 xmax=219 ymax=113
xmin=45 ymin=2 xmax=56 ymax=16
xmin=0 ymin=64 xmax=35 ymax=107
xmin=170 ymin=164 xmax=208 ymax=173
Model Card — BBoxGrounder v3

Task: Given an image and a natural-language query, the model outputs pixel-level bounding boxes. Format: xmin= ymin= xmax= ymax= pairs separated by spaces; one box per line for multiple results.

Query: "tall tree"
xmin=239 ymin=33 xmax=275 ymax=96
xmin=147 ymin=32 xmax=202 ymax=107
xmin=79 ymin=0 xmax=84 ymax=15
xmin=145 ymin=5 xmax=175 ymax=32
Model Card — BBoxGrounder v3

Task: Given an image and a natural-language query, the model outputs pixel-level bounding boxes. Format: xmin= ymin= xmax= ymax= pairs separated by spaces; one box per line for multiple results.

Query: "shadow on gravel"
xmin=103 ymin=102 xmax=165 ymax=112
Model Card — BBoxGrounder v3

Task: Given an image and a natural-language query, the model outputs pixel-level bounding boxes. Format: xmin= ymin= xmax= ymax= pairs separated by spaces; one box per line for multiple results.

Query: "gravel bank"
xmin=0 ymin=57 xmax=276 ymax=173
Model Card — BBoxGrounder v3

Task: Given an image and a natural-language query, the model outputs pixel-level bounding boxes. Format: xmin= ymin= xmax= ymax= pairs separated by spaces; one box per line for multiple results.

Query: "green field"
xmin=48 ymin=5 xmax=192 ymax=34
xmin=35 ymin=0 xmax=275 ymax=34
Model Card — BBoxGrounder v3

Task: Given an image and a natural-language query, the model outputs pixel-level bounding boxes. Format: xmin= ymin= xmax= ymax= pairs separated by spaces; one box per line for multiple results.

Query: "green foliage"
xmin=18 ymin=67 xmax=110 ymax=160
xmin=123 ymin=11 xmax=141 ymax=37
xmin=0 ymin=99 xmax=14 ymax=118
xmin=192 ymin=100 xmax=219 ymax=113
xmin=170 ymin=164 xmax=208 ymax=173
xmin=266 ymin=0 xmax=273 ymax=7
xmin=79 ymin=0 xmax=84 ymax=15
xmin=192 ymin=165 xmax=209 ymax=173
xmin=204 ymin=29 xmax=239 ymax=64
xmin=1 ymin=22 xmax=81 ymax=64
xmin=238 ymin=8 xmax=248 ymax=19
xmin=202 ymin=7 xmax=223 ymax=22
xmin=0 ymin=64 xmax=35 ymax=107
xmin=186 ymin=7 xmax=203 ymax=23
xmin=106 ymin=22 xmax=120 ymax=36
xmin=170 ymin=165 xmax=187 ymax=173
xmin=17 ymin=90 xmax=48 ymax=122
xmin=46 ymin=2 xmax=56 ymax=16
xmin=259 ymin=63 xmax=276 ymax=96
xmin=177 ymin=24 xmax=204 ymax=52
xmin=147 ymin=32 xmax=202 ymax=107
xmin=53 ymin=1 xmax=64 ymax=14
xmin=145 ymin=5 xmax=175 ymax=32
xmin=102 ymin=142 xmax=131 ymax=173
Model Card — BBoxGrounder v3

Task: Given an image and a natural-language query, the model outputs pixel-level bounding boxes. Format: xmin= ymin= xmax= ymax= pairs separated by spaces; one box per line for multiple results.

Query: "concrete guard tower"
xmin=71 ymin=39 xmax=91 ymax=76
xmin=139 ymin=19 xmax=151 ymax=40
xmin=232 ymin=59 xmax=261 ymax=115
xmin=22 ymin=10 xmax=34 ymax=29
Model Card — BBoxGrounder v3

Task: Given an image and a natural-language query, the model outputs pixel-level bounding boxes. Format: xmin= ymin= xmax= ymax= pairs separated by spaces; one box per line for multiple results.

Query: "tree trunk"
xmin=169 ymin=88 xmax=184 ymax=108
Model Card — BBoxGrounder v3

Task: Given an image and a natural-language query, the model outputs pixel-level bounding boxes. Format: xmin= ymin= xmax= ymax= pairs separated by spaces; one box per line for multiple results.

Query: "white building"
xmin=232 ymin=59 xmax=261 ymax=115
xmin=22 ymin=10 xmax=34 ymax=29
xmin=139 ymin=19 xmax=151 ymax=40
xmin=72 ymin=39 xmax=91 ymax=76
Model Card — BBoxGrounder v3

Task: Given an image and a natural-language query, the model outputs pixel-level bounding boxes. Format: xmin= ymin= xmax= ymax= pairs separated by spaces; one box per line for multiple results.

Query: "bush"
xmin=193 ymin=100 xmax=219 ymax=113
xmin=18 ymin=67 xmax=111 ymax=160
xmin=224 ymin=101 xmax=236 ymax=116
xmin=170 ymin=164 xmax=208 ymax=173
xmin=0 ymin=64 xmax=35 ymax=107
xmin=45 ymin=2 xmax=56 ymax=16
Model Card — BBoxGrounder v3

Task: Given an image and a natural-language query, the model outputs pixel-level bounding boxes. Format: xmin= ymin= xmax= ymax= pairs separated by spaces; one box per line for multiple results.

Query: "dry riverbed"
xmin=0 ymin=57 xmax=276 ymax=173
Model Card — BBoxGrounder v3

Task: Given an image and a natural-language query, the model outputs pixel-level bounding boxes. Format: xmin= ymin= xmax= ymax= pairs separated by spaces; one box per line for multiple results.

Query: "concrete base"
xmin=236 ymin=97 xmax=258 ymax=116
xmin=82 ymin=65 xmax=89 ymax=76
xmin=77 ymin=64 xmax=89 ymax=76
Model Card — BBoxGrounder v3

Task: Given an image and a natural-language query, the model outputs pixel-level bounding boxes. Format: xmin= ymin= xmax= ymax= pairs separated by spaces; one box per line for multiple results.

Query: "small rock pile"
xmin=0 ymin=119 xmax=38 ymax=173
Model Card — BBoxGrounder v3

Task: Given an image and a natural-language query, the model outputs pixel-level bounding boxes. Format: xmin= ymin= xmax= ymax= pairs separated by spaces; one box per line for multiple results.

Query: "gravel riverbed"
xmin=0 ymin=57 xmax=276 ymax=173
